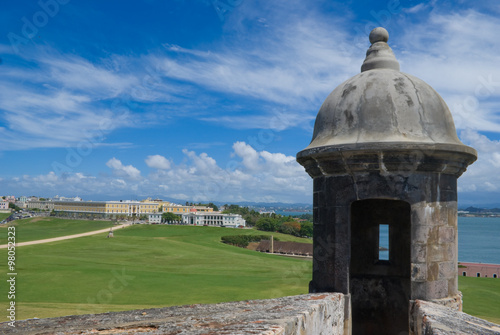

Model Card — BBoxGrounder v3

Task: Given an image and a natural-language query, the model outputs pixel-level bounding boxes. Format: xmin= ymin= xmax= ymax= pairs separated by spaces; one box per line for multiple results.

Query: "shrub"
xmin=279 ymin=221 xmax=301 ymax=236
xmin=221 ymin=235 xmax=279 ymax=247
xmin=255 ymin=217 xmax=279 ymax=231
xmin=300 ymin=221 xmax=313 ymax=238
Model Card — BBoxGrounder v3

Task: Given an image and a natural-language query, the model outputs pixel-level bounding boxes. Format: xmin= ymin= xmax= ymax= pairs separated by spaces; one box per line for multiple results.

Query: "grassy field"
xmin=1 ymin=218 xmax=498 ymax=326
xmin=459 ymin=276 xmax=500 ymax=324
xmin=0 ymin=212 xmax=11 ymax=221
xmin=0 ymin=224 xmax=311 ymax=321
xmin=0 ymin=217 xmax=115 ymax=244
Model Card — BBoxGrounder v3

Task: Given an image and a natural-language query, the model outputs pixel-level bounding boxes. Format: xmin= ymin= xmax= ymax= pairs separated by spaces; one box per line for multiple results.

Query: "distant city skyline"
xmin=1 ymin=1 xmax=500 ymax=205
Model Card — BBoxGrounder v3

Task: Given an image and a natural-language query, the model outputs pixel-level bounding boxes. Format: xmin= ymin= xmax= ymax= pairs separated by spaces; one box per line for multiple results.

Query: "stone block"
xmin=325 ymin=175 xmax=357 ymax=206
xmin=427 ymin=262 xmax=439 ymax=281
xmin=411 ymin=243 xmax=426 ymax=263
xmin=438 ymin=261 xmax=456 ymax=280
xmin=313 ymin=207 xmax=327 ymax=225
xmin=412 ymin=225 xmax=439 ymax=243
xmin=428 ymin=244 xmax=446 ymax=262
xmin=411 ymin=281 xmax=427 ymax=300
xmin=448 ymin=277 xmax=458 ymax=297
xmin=313 ymin=176 xmax=325 ymax=191
xmin=411 ymin=263 xmax=427 ymax=281
xmin=426 ymin=280 xmax=448 ymax=299
xmin=438 ymin=226 xmax=455 ymax=244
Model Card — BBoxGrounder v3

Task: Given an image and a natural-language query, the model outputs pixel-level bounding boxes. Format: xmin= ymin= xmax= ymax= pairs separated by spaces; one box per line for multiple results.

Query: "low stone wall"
xmin=411 ymin=300 xmax=500 ymax=334
xmin=3 ymin=293 xmax=500 ymax=334
xmin=0 ymin=293 xmax=345 ymax=335
xmin=256 ymin=240 xmax=313 ymax=256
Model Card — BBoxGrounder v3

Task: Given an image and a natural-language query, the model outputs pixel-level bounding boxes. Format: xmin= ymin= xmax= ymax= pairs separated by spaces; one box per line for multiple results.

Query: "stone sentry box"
xmin=296 ymin=28 xmax=477 ymax=335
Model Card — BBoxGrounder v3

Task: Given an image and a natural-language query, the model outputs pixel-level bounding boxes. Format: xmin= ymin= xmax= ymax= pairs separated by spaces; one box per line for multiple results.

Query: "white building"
xmin=181 ymin=212 xmax=246 ymax=228
xmin=26 ymin=200 xmax=55 ymax=211
xmin=149 ymin=213 xmax=162 ymax=224
xmin=0 ymin=201 xmax=10 ymax=212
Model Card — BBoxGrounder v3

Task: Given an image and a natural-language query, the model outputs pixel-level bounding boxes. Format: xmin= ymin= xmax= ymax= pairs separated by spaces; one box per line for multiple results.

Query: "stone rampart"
xmin=2 ymin=293 xmax=500 ymax=334
xmin=0 ymin=293 xmax=345 ymax=335
xmin=411 ymin=299 xmax=500 ymax=334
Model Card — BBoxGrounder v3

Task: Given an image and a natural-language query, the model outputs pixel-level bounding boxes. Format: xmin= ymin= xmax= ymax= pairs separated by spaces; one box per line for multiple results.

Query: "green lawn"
xmin=0 ymin=217 xmax=115 ymax=244
xmin=0 ymin=224 xmax=311 ymax=321
xmin=0 ymin=212 xmax=11 ymax=222
xmin=459 ymin=276 xmax=500 ymax=324
xmin=2 ymin=219 xmax=496 ymax=326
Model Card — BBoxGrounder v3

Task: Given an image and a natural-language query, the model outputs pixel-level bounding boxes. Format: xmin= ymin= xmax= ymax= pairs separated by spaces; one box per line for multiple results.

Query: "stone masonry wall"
xmin=411 ymin=299 xmax=500 ymax=334
xmin=2 ymin=293 xmax=500 ymax=334
xmin=0 ymin=293 xmax=345 ymax=335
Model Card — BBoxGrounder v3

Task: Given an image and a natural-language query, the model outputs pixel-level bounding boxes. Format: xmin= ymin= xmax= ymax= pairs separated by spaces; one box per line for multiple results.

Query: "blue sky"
xmin=1 ymin=0 xmax=500 ymax=205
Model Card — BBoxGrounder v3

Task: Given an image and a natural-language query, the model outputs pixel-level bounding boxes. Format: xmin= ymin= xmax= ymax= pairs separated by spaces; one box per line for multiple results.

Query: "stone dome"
xmin=302 ymin=27 xmax=469 ymax=152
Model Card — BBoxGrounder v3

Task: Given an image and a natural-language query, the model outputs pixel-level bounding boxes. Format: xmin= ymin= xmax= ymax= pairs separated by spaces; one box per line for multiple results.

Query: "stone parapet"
xmin=410 ymin=299 xmax=500 ymax=334
xmin=0 ymin=293 xmax=345 ymax=335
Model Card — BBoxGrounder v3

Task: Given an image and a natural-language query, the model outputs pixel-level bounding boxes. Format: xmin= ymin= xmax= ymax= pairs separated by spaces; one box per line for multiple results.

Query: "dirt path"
xmin=0 ymin=223 xmax=131 ymax=248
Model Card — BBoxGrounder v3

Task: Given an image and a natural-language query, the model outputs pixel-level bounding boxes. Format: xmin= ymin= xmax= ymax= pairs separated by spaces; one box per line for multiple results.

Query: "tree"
xmin=9 ymin=202 xmax=21 ymax=212
xmin=207 ymin=202 xmax=219 ymax=211
xmin=162 ymin=212 xmax=179 ymax=222
xmin=300 ymin=221 xmax=313 ymax=238
xmin=279 ymin=221 xmax=301 ymax=236
xmin=256 ymin=217 xmax=279 ymax=232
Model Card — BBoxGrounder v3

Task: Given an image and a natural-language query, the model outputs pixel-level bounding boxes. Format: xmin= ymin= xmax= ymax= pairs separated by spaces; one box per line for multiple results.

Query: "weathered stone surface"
xmin=0 ymin=294 xmax=345 ymax=335
xmin=429 ymin=292 xmax=463 ymax=311
xmin=411 ymin=299 xmax=500 ymax=334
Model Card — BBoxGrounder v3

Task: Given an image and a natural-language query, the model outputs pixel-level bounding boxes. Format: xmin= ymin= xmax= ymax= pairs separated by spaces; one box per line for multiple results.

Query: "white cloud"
xmin=106 ymin=158 xmax=141 ymax=180
xmin=232 ymin=142 xmax=260 ymax=170
xmin=145 ymin=155 xmax=171 ymax=170
xmin=403 ymin=3 xmax=428 ymax=14
xmin=456 ymin=129 xmax=500 ymax=203
xmin=0 ymin=142 xmax=312 ymax=203
xmin=397 ymin=10 xmax=500 ymax=133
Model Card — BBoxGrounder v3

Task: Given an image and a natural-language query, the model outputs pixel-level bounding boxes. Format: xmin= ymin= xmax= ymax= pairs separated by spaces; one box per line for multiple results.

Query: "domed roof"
xmin=302 ymin=27 xmax=468 ymax=151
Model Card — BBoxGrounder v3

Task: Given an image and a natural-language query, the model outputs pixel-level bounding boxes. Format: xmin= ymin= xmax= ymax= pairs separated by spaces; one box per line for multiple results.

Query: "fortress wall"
xmin=2 ymin=293 xmax=500 ymax=334
xmin=411 ymin=299 xmax=500 ymax=335
xmin=0 ymin=293 xmax=345 ymax=335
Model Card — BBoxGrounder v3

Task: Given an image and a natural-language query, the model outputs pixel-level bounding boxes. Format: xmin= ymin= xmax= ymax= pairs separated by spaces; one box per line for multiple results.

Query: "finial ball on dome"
xmin=369 ymin=27 xmax=389 ymax=44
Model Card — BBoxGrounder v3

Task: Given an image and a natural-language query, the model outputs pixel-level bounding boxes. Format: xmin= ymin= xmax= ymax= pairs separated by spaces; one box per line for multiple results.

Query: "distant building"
xmin=143 ymin=199 xmax=214 ymax=214
xmin=15 ymin=201 xmax=27 ymax=209
xmin=18 ymin=196 xmax=27 ymax=203
xmin=26 ymin=200 xmax=55 ymax=211
xmin=182 ymin=212 xmax=245 ymax=227
xmin=0 ymin=201 xmax=10 ymax=211
xmin=52 ymin=200 xmax=159 ymax=219
xmin=149 ymin=213 xmax=162 ymax=224
xmin=460 ymin=262 xmax=500 ymax=278
xmin=52 ymin=195 xmax=82 ymax=202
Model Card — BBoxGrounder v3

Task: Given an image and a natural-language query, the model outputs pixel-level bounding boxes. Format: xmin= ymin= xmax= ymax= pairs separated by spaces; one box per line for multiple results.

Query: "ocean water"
xmin=278 ymin=211 xmax=500 ymax=264
xmin=375 ymin=217 xmax=500 ymax=264
xmin=458 ymin=216 xmax=500 ymax=264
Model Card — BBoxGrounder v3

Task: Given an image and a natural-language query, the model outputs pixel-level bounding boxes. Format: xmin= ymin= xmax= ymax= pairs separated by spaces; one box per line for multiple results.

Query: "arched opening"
xmin=350 ymin=199 xmax=411 ymax=335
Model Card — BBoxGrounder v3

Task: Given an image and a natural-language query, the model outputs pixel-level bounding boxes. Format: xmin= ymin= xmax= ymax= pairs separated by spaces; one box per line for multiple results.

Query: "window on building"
xmin=462 ymin=272 xmax=466 ymax=276
xmin=494 ymin=274 xmax=497 ymax=278
xmin=379 ymin=224 xmax=389 ymax=261
xmin=477 ymin=273 xmax=481 ymax=277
